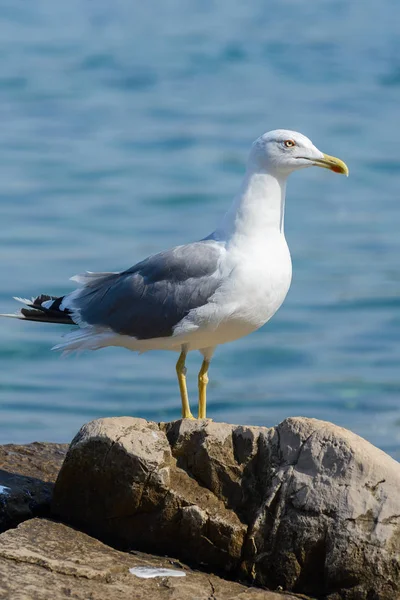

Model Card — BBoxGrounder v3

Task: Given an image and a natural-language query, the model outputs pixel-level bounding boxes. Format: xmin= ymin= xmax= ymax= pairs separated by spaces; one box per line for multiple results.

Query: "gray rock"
xmin=52 ymin=416 xmax=400 ymax=599
xmin=0 ymin=518 xmax=298 ymax=600
xmin=0 ymin=442 xmax=68 ymax=532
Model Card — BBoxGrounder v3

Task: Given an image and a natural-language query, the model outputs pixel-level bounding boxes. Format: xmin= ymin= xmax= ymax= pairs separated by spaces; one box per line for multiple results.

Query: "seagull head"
xmin=249 ymin=129 xmax=349 ymax=178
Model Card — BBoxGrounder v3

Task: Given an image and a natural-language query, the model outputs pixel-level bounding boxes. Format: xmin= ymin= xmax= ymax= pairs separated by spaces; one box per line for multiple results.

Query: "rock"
xmin=0 ymin=518 xmax=298 ymax=600
xmin=52 ymin=416 xmax=400 ymax=600
xmin=0 ymin=442 xmax=68 ymax=532
xmin=52 ymin=417 xmax=245 ymax=571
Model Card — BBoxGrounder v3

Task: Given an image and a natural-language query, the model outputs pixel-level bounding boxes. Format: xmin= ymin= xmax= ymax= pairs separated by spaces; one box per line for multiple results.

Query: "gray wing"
xmin=72 ymin=240 xmax=224 ymax=339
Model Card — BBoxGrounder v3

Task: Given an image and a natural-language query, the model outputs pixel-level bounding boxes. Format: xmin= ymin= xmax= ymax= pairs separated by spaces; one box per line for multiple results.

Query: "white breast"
xmin=174 ymin=233 xmax=292 ymax=351
xmin=221 ymin=232 xmax=292 ymax=328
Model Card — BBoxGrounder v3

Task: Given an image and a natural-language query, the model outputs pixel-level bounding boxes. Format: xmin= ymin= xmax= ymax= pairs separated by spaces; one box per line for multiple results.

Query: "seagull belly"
xmin=172 ymin=243 xmax=292 ymax=351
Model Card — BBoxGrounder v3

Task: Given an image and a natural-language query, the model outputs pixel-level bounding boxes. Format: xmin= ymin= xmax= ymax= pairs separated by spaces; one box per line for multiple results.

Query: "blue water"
xmin=1 ymin=1 xmax=400 ymax=458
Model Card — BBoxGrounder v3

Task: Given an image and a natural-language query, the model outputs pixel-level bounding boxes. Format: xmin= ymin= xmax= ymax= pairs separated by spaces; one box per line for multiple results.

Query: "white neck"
xmin=211 ymin=168 xmax=288 ymax=244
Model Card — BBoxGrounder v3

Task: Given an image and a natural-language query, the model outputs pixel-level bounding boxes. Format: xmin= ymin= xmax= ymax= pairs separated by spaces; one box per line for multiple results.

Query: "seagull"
xmin=1 ymin=130 xmax=348 ymax=419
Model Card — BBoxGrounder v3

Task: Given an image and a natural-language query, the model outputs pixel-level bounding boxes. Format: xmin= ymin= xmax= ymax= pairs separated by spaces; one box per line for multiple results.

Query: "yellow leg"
xmin=176 ymin=349 xmax=194 ymax=419
xmin=198 ymin=359 xmax=210 ymax=419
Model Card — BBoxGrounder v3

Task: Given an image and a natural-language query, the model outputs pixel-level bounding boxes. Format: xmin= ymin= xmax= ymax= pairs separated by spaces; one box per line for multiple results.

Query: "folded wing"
xmin=68 ymin=240 xmax=224 ymax=340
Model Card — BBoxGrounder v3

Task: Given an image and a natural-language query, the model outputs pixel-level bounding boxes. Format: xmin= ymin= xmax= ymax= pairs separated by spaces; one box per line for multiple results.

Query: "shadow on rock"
xmin=0 ymin=442 xmax=68 ymax=532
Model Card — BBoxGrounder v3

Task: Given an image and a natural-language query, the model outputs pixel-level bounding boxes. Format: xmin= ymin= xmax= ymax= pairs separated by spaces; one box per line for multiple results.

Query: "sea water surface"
xmin=1 ymin=1 xmax=400 ymax=457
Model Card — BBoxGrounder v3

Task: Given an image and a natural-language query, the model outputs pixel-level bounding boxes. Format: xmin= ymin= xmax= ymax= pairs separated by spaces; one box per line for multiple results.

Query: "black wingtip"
xmin=17 ymin=294 xmax=75 ymax=325
xmin=20 ymin=307 xmax=74 ymax=324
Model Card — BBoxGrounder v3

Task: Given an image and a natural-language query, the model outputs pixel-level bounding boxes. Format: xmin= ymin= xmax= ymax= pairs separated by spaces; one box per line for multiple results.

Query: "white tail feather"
xmin=52 ymin=328 xmax=116 ymax=354
xmin=12 ymin=297 xmax=34 ymax=306
xmin=70 ymin=271 xmax=116 ymax=285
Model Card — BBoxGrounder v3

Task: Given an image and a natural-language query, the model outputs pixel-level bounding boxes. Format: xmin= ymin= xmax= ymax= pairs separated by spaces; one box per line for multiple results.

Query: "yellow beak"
xmin=313 ymin=153 xmax=349 ymax=176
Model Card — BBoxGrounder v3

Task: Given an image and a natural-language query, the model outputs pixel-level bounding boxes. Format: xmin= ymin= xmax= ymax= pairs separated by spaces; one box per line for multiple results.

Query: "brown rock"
xmin=0 ymin=442 xmax=68 ymax=532
xmin=162 ymin=419 xmax=272 ymax=523
xmin=0 ymin=442 xmax=68 ymax=482
xmin=52 ymin=417 xmax=245 ymax=571
xmin=52 ymin=416 xmax=400 ymax=599
xmin=0 ymin=518 xmax=299 ymax=600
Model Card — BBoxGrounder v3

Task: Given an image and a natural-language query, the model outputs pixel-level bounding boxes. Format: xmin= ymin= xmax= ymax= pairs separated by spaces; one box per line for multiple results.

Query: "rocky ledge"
xmin=0 ymin=518 xmax=297 ymax=600
xmin=1 ymin=417 xmax=400 ymax=599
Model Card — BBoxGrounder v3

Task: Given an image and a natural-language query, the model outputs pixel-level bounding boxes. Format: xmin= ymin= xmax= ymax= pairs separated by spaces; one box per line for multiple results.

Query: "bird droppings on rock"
xmin=129 ymin=566 xmax=186 ymax=578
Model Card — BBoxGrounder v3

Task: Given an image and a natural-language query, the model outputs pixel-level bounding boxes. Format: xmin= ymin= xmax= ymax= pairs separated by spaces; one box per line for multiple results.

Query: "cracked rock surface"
xmin=0 ymin=518 xmax=298 ymax=600
xmin=52 ymin=416 xmax=400 ymax=599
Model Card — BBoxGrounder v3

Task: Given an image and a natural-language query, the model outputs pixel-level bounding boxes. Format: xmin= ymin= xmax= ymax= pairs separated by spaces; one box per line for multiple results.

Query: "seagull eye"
xmin=284 ymin=139 xmax=296 ymax=148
